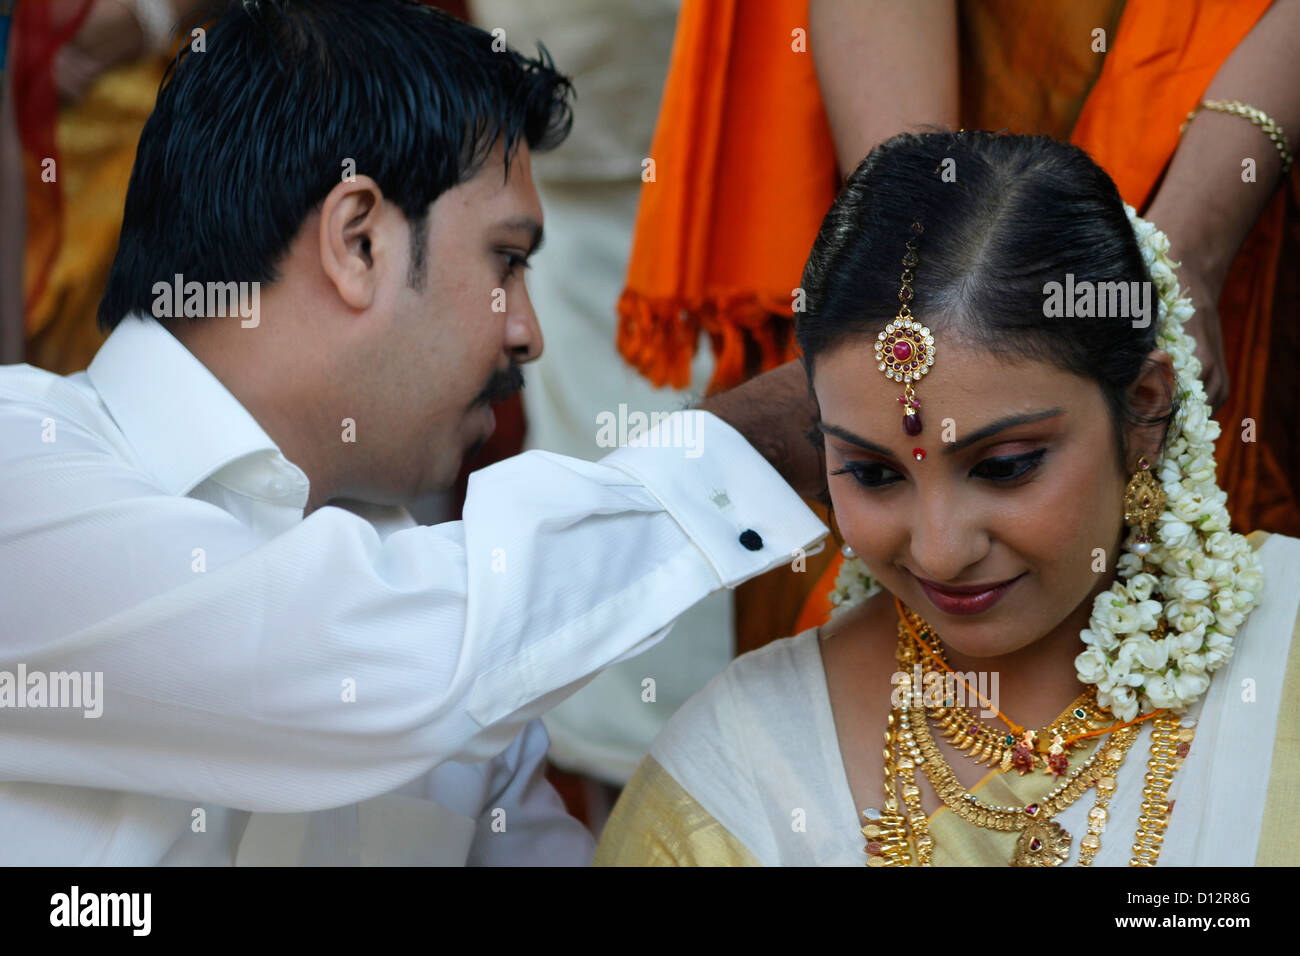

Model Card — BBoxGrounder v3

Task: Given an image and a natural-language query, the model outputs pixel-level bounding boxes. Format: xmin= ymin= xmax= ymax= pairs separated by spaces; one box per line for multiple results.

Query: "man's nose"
xmin=505 ymin=286 xmax=543 ymax=364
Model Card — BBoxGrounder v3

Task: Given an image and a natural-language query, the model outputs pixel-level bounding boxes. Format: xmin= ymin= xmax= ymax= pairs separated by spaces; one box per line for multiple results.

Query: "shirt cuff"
xmin=599 ymin=410 xmax=828 ymax=588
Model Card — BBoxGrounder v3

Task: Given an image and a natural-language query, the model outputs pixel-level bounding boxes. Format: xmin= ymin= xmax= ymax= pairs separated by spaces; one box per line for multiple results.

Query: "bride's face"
xmin=815 ymin=335 xmax=1131 ymax=657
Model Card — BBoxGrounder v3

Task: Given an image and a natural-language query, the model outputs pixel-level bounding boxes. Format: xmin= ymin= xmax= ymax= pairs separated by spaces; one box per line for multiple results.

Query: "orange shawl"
xmin=615 ymin=0 xmax=838 ymax=393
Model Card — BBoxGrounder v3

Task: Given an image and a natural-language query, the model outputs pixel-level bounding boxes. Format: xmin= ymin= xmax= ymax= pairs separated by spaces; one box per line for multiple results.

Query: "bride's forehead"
xmin=816 ymin=335 xmax=1080 ymax=391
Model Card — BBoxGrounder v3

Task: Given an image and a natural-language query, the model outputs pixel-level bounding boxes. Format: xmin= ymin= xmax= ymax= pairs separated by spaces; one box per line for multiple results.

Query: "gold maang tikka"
xmin=874 ymin=221 xmax=936 ymax=436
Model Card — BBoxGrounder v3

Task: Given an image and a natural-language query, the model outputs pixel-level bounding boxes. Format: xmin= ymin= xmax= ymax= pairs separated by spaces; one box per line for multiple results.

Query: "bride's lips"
xmin=915 ymin=573 xmax=1025 ymax=616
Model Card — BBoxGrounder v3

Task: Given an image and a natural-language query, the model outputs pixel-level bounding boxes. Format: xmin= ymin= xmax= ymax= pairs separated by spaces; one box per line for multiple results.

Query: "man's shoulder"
xmin=0 ymin=363 xmax=147 ymax=496
xmin=0 ymin=364 xmax=118 ymax=439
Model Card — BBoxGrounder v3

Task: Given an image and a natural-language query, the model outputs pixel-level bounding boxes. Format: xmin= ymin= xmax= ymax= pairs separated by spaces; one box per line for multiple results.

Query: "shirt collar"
xmin=87 ymin=312 xmax=305 ymax=499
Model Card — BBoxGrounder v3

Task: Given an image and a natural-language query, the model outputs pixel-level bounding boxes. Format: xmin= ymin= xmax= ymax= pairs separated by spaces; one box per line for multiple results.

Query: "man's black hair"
xmin=97 ymin=0 xmax=573 ymax=331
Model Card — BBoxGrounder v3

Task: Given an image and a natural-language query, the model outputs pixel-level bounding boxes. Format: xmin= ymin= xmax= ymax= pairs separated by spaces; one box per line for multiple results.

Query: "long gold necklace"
xmin=897 ymin=617 xmax=1137 ymax=865
xmin=860 ymin=603 xmax=1191 ymax=867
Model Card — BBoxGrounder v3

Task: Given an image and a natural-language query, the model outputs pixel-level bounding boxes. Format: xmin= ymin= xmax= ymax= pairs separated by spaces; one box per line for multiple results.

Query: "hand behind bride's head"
xmin=799 ymin=131 xmax=1177 ymax=660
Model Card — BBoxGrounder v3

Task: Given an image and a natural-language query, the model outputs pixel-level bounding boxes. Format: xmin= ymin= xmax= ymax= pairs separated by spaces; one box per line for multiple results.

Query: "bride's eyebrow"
xmin=819 ymin=407 xmax=1065 ymax=458
xmin=947 ymin=408 xmax=1065 ymax=453
xmin=818 ymin=422 xmax=896 ymax=458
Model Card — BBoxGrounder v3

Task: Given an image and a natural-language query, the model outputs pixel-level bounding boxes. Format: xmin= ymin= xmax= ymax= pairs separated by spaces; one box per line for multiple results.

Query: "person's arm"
xmin=0 ymin=387 xmax=825 ymax=814
xmin=1141 ymin=0 xmax=1300 ymax=412
xmin=809 ymin=0 xmax=959 ymax=178
xmin=697 ymin=359 xmax=824 ymax=501
xmin=0 ymin=6 xmax=23 ymax=366
xmin=464 ymin=718 xmax=595 ymax=866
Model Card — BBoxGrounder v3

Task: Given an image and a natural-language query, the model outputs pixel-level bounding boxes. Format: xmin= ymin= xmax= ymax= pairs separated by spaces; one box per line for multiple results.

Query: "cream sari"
xmin=595 ymin=532 xmax=1300 ymax=866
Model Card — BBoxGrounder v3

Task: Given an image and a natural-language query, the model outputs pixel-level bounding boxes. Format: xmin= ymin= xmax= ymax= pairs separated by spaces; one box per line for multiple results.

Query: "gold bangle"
xmin=1180 ymin=99 xmax=1294 ymax=175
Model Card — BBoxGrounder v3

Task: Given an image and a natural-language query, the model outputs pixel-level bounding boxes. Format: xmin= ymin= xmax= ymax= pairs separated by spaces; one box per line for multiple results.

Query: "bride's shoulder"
xmin=674 ymin=628 xmax=826 ymax=724
xmin=1249 ymin=528 xmax=1300 ymax=553
xmin=649 ymin=624 xmax=840 ymax=769
xmin=652 ymin=590 xmax=897 ymax=755
xmin=701 ymin=587 xmax=898 ymax=702
xmin=1252 ymin=529 xmax=1300 ymax=555
xmin=1250 ymin=530 xmax=1300 ymax=603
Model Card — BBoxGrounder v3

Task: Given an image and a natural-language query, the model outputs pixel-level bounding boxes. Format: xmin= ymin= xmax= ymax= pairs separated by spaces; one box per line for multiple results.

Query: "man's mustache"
xmin=474 ymin=362 xmax=525 ymax=407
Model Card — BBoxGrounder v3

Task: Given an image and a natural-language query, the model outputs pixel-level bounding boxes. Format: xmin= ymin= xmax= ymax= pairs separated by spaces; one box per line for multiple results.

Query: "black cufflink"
xmin=739 ymin=529 xmax=763 ymax=551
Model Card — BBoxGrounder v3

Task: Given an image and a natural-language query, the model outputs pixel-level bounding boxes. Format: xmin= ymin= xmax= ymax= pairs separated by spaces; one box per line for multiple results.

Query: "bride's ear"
xmin=1125 ymin=349 xmax=1177 ymax=465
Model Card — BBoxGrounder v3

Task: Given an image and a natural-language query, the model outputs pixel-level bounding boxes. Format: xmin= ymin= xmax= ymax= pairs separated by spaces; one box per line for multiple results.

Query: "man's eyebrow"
xmin=495 ymin=216 xmax=544 ymax=255
xmin=818 ymin=407 xmax=1065 ymax=457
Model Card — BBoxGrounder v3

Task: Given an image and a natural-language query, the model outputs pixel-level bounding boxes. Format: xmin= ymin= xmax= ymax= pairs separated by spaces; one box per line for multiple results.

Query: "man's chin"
xmin=475 ymin=402 xmax=497 ymax=443
xmin=461 ymin=405 xmax=496 ymax=461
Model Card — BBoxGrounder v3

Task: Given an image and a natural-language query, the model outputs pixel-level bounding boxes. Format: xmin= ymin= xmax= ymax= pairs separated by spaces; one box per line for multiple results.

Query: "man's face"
xmin=341 ymin=141 xmax=544 ymax=504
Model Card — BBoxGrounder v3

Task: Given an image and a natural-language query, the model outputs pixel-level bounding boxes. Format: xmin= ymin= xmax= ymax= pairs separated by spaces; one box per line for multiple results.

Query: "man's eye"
xmin=499 ymin=252 xmax=530 ymax=279
xmin=971 ymin=449 xmax=1047 ymax=482
xmin=831 ymin=461 xmax=902 ymax=488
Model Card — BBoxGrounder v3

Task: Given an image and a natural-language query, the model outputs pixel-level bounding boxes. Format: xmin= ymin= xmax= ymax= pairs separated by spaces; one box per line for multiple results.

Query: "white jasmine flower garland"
xmin=827 ymin=204 xmax=1264 ymax=723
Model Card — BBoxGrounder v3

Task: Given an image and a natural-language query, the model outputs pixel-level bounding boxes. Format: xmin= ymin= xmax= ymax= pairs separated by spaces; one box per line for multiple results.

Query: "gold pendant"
xmin=1011 ymin=820 xmax=1072 ymax=866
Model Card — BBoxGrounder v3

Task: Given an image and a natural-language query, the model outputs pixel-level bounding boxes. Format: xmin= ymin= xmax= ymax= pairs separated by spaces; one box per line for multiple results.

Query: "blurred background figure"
xmin=1 ymin=0 xmax=21 ymax=365
xmin=468 ymin=0 xmax=740 ymax=835
xmin=3 ymin=1 xmax=206 ymax=373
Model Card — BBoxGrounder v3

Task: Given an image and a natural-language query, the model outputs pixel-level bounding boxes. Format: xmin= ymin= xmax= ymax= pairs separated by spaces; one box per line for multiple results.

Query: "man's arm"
xmin=465 ymin=718 xmax=595 ymax=866
xmin=697 ymin=359 xmax=825 ymax=500
xmin=0 ymin=383 xmax=825 ymax=814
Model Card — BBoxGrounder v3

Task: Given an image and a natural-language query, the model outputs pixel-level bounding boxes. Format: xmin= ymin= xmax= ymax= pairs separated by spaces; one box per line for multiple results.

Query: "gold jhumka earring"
xmin=1123 ymin=455 xmax=1165 ymax=558
xmin=873 ymin=221 xmax=936 ymax=437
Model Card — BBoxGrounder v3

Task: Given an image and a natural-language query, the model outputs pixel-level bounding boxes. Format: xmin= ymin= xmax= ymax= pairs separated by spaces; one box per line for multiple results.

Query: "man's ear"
xmin=318 ymin=175 xmax=385 ymax=311
xmin=1126 ymin=348 xmax=1177 ymax=465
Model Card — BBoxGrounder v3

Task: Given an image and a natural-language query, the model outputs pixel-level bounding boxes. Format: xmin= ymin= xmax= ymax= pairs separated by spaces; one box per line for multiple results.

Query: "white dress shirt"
xmin=0 ymin=314 xmax=826 ymax=864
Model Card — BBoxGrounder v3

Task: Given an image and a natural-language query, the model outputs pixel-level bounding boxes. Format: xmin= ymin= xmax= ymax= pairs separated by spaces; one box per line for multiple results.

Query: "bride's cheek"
xmin=834 ymin=494 xmax=901 ymax=564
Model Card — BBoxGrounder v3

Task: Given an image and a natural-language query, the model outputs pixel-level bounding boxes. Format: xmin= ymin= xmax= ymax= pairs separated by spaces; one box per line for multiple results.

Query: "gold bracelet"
xmin=1181 ymin=99 xmax=1294 ymax=175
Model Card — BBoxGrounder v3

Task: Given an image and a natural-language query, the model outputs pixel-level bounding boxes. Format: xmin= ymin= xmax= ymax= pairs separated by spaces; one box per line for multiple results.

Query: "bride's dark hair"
xmin=797 ymin=130 xmax=1178 ymax=470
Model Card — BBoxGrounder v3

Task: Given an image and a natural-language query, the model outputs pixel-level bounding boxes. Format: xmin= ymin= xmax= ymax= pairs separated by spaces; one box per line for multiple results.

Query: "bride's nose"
xmin=904 ymin=488 xmax=992 ymax=584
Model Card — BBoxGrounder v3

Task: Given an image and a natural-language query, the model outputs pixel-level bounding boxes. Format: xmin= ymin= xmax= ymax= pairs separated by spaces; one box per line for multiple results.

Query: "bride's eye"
xmin=971 ymin=448 xmax=1047 ymax=482
xmin=831 ymin=461 xmax=903 ymax=488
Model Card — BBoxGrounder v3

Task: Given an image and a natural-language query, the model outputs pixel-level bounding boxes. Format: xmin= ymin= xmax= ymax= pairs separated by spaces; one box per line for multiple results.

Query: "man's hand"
xmin=697 ymin=359 xmax=825 ymax=499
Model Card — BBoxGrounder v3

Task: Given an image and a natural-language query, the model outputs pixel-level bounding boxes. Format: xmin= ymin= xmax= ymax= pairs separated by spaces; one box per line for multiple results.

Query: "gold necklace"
xmin=904 ymin=622 xmax=1138 ymax=864
xmin=861 ymin=606 xmax=1191 ymax=867
xmin=903 ymin=609 xmax=1111 ymax=773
